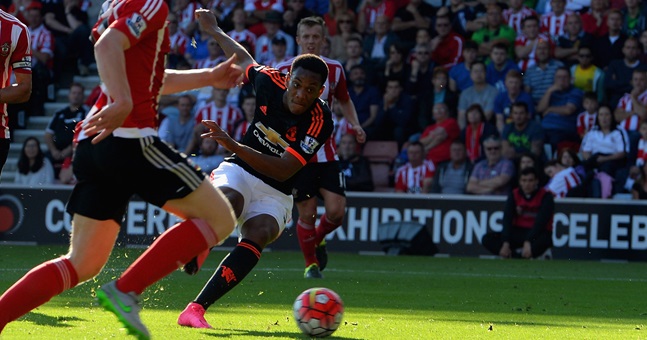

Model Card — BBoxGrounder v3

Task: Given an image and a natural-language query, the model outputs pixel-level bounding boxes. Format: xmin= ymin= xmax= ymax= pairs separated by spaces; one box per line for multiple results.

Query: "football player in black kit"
xmin=176 ymin=9 xmax=335 ymax=329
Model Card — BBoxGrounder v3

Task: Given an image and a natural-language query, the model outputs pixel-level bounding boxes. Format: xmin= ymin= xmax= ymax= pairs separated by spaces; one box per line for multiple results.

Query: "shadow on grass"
xmin=201 ymin=327 xmax=362 ymax=339
xmin=20 ymin=312 xmax=86 ymax=328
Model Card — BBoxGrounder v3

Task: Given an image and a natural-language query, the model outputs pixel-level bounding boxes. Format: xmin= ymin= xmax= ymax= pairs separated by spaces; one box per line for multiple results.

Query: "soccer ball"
xmin=293 ymin=287 xmax=344 ymax=337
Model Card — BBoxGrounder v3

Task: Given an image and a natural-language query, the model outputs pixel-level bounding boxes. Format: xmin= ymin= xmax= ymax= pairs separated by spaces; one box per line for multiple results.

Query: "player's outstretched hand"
xmin=201 ymin=120 xmax=238 ymax=152
xmin=82 ymin=100 xmax=133 ymax=144
xmin=195 ymin=9 xmax=220 ymax=36
xmin=210 ymin=55 xmax=244 ymax=89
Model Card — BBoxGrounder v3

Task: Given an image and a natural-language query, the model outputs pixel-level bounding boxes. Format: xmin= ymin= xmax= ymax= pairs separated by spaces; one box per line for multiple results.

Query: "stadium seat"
xmin=370 ymin=163 xmax=393 ymax=192
xmin=362 ymin=141 xmax=399 ymax=164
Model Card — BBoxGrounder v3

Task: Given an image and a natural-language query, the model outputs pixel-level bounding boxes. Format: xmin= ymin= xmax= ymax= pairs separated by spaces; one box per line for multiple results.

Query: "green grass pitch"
xmin=1 ymin=245 xmax=647 ymax=339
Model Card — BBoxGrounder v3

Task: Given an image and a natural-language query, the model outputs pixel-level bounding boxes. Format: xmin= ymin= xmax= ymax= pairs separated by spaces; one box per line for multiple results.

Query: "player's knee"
xmin=325 ymin=209 xmax=345 ymax=225
xmin=67 ymin=256 xmax=103 ymax=282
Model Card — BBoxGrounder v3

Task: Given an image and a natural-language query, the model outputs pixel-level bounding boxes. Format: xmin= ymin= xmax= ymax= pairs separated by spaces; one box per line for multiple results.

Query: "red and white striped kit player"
xmin=276 ymin=56 xmax=349 ymax=163
xmin=394 ymin=160 xmax=436 ymax=194
xmin=0 ymin=10 xmax=32 ymax=140
xmin=576 ymin=111 xmax=597 ymax=137
xmin=547 ymin=167 xmax=581 ymax=198
xmin=503 ymin=6 xmax=537 ymax=34
xmin=616 ymin=89 xmax=647 ymax=131
xmin=515 ymin=33 xmax=551 ymax=71
xmin=194 ymin=102 xmax=242 ymax=135
xmin=540 ymin=11 xmax=571 ymax=39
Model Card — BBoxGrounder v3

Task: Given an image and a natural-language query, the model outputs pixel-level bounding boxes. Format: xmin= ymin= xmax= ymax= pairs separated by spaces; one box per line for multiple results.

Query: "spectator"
xmin=457 ymin=61 xmax=498 ymax=128
xmin=25 ymin=1 xmax=53 ymax=116
xmin=227 ymin=7 xmax=257 ymax=53
xmin=471 ymin=3 xmax=516 ymax=57
xmin=449 ymin=40 xmax=478 ymax=92
xmin=305 ymin=0 xmax=329 ymax=16
xmin=416 ymin=66 xmax=459 ymax=129
xmin=362 ymin=14 xmax=397 ymax=72
xmin=555 ymin=13 xmax=593 ymax=66
xmin=14 ymin=136 xmax=55 ymax=186
xmin=639 ymin=27 xmax=647 ymax=63
xmin=244 ymin=0 xmax=285 ymax=36
xmin=381 ymin=42 xmax=411 ymax=88
xmin=581 ymin=104 xmax=630 ymax=198
xmin=282 ymin=0 xmax=316 ymax=38
xmin=193 ymin=38 xmax=226 ymax=69
xmin=540 ymin=0 xmax=570 ymax=41
xmin=466 ymin=136 xmax=515 ymax=195
xmin=443 ymin=0 xmax=477 ymax=38
xmin=405 ymin=43 xmax=435 ymax=100
xmin=614 ymin=69 xmax=647 ymax=132
xmin=460 ymin=104 xmax=499 ymax=163
xmin=394 ymin=141 xmax=435 ymax=193
xmin=577 ymin=91 xmax=599 ymax=139
xmin=514 ymin=151 xmax=548 ymax=187
xmin=502 ymin=102 xmax=545 ymax=160
xmin=558 ymin=147 xmax=587 ymax=181
xmin=537 ymin=67 xmax=583 ymax=151
xmin=44 ymin=0 xmax=93 ymax=78
xmin=524 ymin=40 xmax=564 ymax=106
xmin=419 ymin=102 xmax=460 ymax=165
xmin=376 ymin=78 xmax=415 ymax=147
xmin=605 ymin=38 xmax=647 ymax=109
xmin=323 ymin=0 xmax=355 ymax=36
xmin=329 ymin=13 xmax=362 ymax=62
xmin=391 ymin=0 xmax=434 ymax=48
xmin=591 ymin=9 xmax=627 ymax=69
xmin=544 ymin=159 xmax=584 ymax=198
xmin=631 ymin=160 xmax=647 ymax=199
xmin=357 ymin=0 xmax=397 ymax=35
xmin=186 ymin=87 xmax=243 ymax=154
xmin=254 ymin=10 xmax=295 ymax=65
xmin=503 ymin=0 xmax=538 ymax=34
xmin=338 ymin=133 xmax=374 ymax=192
xmin=581 ymin=0 xmax=610 ymax=37
xmin=621 ymin=0 xmax=646 ymax=37
xmin=233 ymin=94 xmax=256 ymax=142
xmin=209 ymin=0 xmax=238 ymax=32
xmin=44 ymin=82 xmax=86 ymax=179
xmin=348 ymin=65 xmax=381 ymax=139
xmin=431 ymin=140 xmax=473 ymax=194
xmin=189 ymin=137 xmax=225 ymax=175
xmin=515 ymin=16 xmax=551 ymax=72
xmin=343 ymin=36 xmax=374 ymax=77
xmin=266 ymin=35 xmax=290 ymax=68
xmin=536 ymin=0 xmax=588 ymax=13
xmin=184 ymin=24 xmax=216 ymax=67
xmin=494 ymin=70 xmax=536 ymax=132
xmin=481 ymin=167 xmax=554 ymax=259
xmin=168 ymin=12 xmax=190 ymax=69
xmin=486 ymin=42 xmax=521 ymax=92
xmin=174 ymin=0 xmax=201 ymax=36
xmin=159 ymin=94 xmax=195 ymax=152
xmin=570 ymin=46 xmax=605 ymax=102
xmin=430 ymin=14 xmax=464 ymax=70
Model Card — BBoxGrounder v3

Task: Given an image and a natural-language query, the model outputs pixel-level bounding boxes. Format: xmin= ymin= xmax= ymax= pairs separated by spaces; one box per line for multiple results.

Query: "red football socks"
xmin=297 ymin=219 xmax=318 ymax=267
xmin=315 ymin=214 xmax=339 ymax=245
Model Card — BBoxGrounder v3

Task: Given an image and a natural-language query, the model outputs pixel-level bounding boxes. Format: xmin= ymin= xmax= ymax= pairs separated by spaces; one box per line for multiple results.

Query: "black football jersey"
xmin=227 ymin=64 xmax=334 ymax=195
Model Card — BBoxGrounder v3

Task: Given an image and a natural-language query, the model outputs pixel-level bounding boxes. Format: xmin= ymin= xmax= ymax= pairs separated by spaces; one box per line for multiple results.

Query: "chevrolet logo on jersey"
xmin=254 ymin=121 xmax=289 ymax=156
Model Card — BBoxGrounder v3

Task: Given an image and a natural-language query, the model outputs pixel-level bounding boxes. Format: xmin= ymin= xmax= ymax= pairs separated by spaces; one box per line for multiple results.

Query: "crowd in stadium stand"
xmin=10 ymin=0 xmax=647 ymax=200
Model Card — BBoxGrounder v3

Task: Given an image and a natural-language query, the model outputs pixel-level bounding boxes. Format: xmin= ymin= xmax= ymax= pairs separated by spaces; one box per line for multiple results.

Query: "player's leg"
xmin=0 ymin=215 xmax=118 ymax=332
xmin=480 ymin=232 xmax=505 ymax=255
xmin=293 ymin=164 xmax=323 ymax=275
xmin=313 ymin=161 xmax=347 ymax=272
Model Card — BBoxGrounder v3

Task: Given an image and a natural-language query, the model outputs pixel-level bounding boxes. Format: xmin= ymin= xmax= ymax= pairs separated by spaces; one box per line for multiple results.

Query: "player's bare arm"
xmin=161 ymin=55 xmax=243 ymax=95
xmin=201 ymin=120 xmax=304 ymax=182
xmin=338 ymin=99 xmax=366 ymax=143
xmin=0 ymin=72 xmax=31 ymax=103
xmin=83 ymin=28 xmax=132 ymax=144
xmin=195 ymin=9 xmax=255 ymax=71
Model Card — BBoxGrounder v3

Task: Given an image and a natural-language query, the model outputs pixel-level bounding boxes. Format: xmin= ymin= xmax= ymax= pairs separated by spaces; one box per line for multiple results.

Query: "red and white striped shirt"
xmin=169 ymin=31 xmax=189 ymax=55
xmin=515 ymin=33 xmax=551 ymax=71
xmin=178 ymin=1 xmax=201 ymax=34
xmin=503 ymin=6 xmax=537 ymax=34
xmin=244 ymin=0 xmax=284 ymax=12
xmin=276 ymin=56 xmax=351 ymax=163
xmin=233 ymin=120 xmax=250 ymax=141
xmin=394 ymin=160 xmax=436 ymax=194
xmin=576 ymin=111 xmax=597 ymax=136
xmin=29 ymin=24 xmax=53 ymax=69
xmin=637 ymin=138 xmax=647 ymax=166
xmin=0 ymin=10 xmax=31 ymax=139
xmin=547 ymin=167 xmax=582 ymax=198
xmin=540 ymin=11 xmax=571 ymax=39
xmin=333 ymin=115 xmax=355 ymax=146
xmin=83 ymin=0 xmax=169 ymax=141
xmin=616 ymin=90 xmax=647 ymax=131
xmin=194 ymin=102 xmax=243 ymax=135
xmin=228 ymin=29 xmax=256 ymax=50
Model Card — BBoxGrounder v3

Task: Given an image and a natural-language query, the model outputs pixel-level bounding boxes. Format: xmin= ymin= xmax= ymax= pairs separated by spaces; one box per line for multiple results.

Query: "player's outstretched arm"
xmin=201 ymin=120 xmax=304 ymax=182
xmin=195 ymin=9 xmax=256 ymax=71
xmin=161 ymin=55 xmax=243 ymax=95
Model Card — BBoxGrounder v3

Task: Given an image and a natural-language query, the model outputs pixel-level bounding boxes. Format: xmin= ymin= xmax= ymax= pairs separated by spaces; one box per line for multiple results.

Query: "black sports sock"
xmin=194 ymin=239 xmax=262 ymax=310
